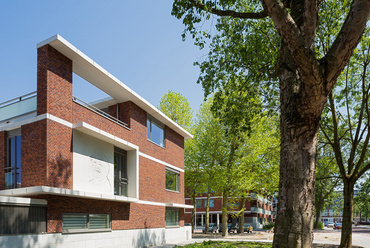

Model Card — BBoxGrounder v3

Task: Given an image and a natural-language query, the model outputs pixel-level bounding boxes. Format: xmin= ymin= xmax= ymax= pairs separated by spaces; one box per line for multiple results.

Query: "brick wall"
xmin=42 ymin=195 xmax=187 ymax=233
xmin=21 ymin=120 xmax=47 ymax=187
xmin=0 ymin=131 xmax=6 ymax=190
xmin=37 ymin=45 xmax=73 ymax=122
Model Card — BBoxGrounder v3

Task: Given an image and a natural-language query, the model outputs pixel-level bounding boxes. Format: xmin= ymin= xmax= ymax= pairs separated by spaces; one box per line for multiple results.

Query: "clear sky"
xmin=0 ymin=1 xmax=207 ymax=113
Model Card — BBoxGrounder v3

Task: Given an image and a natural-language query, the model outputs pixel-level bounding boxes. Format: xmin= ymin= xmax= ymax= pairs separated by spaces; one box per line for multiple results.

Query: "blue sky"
xmin=0 ymin=1 xmax=207 ymax=113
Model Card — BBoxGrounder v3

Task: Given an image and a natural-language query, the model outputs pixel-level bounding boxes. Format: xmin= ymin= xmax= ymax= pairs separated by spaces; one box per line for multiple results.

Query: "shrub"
xmin=263 ymin=222 xmax=274 ymax=230
xmin=313 ymin=221 xmax=324 ymax=230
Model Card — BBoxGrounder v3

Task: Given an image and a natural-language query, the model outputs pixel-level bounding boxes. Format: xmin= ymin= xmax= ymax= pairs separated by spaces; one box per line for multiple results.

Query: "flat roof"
xmin=37 ymin=35 xmax=193 ymax=140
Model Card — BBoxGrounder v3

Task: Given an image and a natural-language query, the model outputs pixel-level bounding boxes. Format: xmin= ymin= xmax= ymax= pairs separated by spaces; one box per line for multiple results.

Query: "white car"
xmin=327 ymin=223 xmax=334 ymax=228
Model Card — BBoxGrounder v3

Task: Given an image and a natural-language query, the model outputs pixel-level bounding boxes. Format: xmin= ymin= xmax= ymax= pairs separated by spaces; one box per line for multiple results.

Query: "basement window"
xmin=62 ymin=213 xmax=111 ymax=233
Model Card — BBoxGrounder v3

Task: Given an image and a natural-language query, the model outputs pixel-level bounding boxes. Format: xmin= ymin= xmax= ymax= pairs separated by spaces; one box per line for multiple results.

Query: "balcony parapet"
xmin=0 ymin=92 xmax=37 ymax=123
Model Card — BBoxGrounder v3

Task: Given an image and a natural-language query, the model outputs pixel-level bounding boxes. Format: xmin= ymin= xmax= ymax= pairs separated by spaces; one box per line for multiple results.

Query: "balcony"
xmin=0 ymin=92 xmax=37 ymax=123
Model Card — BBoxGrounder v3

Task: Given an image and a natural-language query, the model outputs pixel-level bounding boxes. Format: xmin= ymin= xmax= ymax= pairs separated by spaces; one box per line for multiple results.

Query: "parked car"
xmin=244 ymin=224 xmax=253 ymax=233
xmin=202 ymin=223 xmax=218 ymax=233
xmin=334 ymin=223 xmax=342 ymax=229
xmin=218 ymin=224 xmax=237 ymax=233
xmin=327 ymin=223 xmax=334 ymax=228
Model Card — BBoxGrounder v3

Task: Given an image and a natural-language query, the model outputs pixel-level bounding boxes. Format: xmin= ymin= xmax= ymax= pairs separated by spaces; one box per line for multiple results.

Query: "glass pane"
xmin=151 ymin=121 xmax=164 ymax=146
xmin=0 ymin=95 xmax=37 ymax=122
xmin=63 ymin=214 xmax=88 ymax=229
xmin=166 ymin=170 xmax=179 ymax=191
xmin=114 ymin=149 xmax=128 ymax=196
xmin=166 ymin=209 xmax=179 ymax=227
xmin=210 ymin=199 xmax=214 ymax=208
xmin=9 ymin=137 xmax=15 ymax=168
xmin=196 ymin=199 xmax=202 ymax=208
xmin=89 ymin=214 xmax=110 ymax=229
xmin=5 ymin=172 xmax=13 ymax=189
xmin=16 ymin=136 xmax=21 ymax=187
xmin=147 ymin=119 xmax=151 ymax=140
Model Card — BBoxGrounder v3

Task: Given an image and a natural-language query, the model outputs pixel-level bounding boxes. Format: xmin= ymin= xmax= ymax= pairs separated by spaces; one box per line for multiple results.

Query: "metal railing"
xmin=0 ymin=91 xmax=37 ymax=122
xmin=72 ymin=96 xmax=128 ymax=128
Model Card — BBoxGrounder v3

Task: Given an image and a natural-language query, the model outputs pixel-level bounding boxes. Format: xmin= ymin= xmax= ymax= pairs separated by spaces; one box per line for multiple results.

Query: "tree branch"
xmin=189 ymin=0 xmax=268 ymax=19
xmin=322 ymin=0 xmax=370 ymax=87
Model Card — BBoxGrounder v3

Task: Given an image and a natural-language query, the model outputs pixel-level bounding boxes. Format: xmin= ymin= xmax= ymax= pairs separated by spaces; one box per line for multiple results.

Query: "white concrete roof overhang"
xmin=37 ymin=34 xmax=193 ymax=140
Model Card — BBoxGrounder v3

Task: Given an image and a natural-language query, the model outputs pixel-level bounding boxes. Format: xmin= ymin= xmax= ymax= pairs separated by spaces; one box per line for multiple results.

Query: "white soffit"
xmin=73 ymin=122 xmax=138 ymax=151
xmin=37 ymin=34 xmax=193 ymax=140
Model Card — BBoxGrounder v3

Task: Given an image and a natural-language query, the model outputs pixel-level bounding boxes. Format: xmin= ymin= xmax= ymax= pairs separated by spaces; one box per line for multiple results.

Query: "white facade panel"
xmin=73 ymin=130 xmax=114 ymax=195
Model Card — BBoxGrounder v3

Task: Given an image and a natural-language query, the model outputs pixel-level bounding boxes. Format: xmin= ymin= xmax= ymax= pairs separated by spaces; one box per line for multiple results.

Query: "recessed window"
xmin=165 ymin=169 xmax=179 ymax=192
xmin=62 ymin=213 xmax=111 ymax=233
xmin=147 ymin=116 xmax=165 ymax=147
xmin=5 ymin=129 xmax=21 ymax=189
xmin=114 ymin=147 xmax=128 ymax=196
xmin=165 ymin=208 xmax=179 ymax=227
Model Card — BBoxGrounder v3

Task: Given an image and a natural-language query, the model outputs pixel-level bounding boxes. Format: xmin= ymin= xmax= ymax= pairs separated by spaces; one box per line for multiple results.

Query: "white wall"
xmin=0 ymin=227 xmax=192 ymax=248
xmin=73 ymin=131 xmax=114 ymax=195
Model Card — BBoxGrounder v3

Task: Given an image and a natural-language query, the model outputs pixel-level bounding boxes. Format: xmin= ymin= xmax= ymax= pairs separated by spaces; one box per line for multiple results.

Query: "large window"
xmin=147 ymin=116 xmax=165 ymax=147
xmin=195 ymin=199 xmax=202 ymax=208
xmin=5 ymin=129 xmax=21 ymax=189
xmin=62 ymin=213 xmax=110 ymax=233
xmin=165 ymin=208 xmax=179 ymax=227
xmin=114 ymin=147 xmax=127 ymax=196
xmin=165 ymin=169 xmax=179 ymax=192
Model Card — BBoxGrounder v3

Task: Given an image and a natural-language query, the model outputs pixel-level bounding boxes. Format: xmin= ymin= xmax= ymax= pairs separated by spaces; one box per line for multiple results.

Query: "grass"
xmin=175 ymin=241 xmax=272 ymax=248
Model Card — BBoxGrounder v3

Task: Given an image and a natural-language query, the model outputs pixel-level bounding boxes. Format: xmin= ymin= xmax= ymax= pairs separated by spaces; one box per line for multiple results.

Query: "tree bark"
xmin=205 ymin=190 xmax=211 ymax=233
xmin=191 ymin=192 xmax=196 ymax=234
xmin=273 ymin=44 xmax=320 ymax=248
xmin=340 ymin=179 xmax=355 ymax=248
xmin=222 ymin=190 xmax=229 ymax=237
xmin=314 ymin=195 xmax=323 ymax=229
xmin=239 ymin=196 xmax=246 ymax=233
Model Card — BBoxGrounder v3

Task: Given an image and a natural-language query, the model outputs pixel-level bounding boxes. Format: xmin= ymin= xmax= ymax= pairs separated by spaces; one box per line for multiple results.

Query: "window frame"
xmin=5 ymin=129 xmax=21 ymax=189
xmin=165 ymin=168 xmax=180 ymax=193
xmin=165 ymin=207 xmax=180 ymax=228
xmin=204 ymin=199 xmax=214 ymax=208
xmin=147 ymin=116 xmax=165 ymax=147
xmin=62 ymin=213 xmax=111 ymax=234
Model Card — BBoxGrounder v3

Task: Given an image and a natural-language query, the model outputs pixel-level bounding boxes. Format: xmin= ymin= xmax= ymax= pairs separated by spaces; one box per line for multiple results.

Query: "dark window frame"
xmin=147 ymin=116 xmax=165 ymax=147
xmin=165 ymin=169 xmax=180 ymax=192
xmin=5 ymin=129 xmax=21 ymax=189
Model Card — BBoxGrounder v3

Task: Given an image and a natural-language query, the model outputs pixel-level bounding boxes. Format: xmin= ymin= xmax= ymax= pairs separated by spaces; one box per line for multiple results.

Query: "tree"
xmin=314 ymin=148 xmax=340 ymax=229
xmin=355 ymin=175 xmax=370 ymax=223
xmin=172 ymin=1 xmax=370 ymax=247
xmin=158 ymin=90 xmax=193 ymax=132
xmin=319 ymin=27 xmax=370 ymax=246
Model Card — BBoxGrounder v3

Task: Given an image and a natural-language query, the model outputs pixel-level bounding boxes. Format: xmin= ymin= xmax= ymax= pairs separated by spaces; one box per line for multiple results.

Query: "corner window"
xmin=5 ymin=129 xmax=21 ymax=189
xmin=147 ymin=116 xmax=165 ymax=147
xmin=165 ymin=169 xmax=180 ymax=192
xmin=165 ymin=208 xmax=179 ymax=227
xmin=62 ymin=213 xmax=111 ymax=233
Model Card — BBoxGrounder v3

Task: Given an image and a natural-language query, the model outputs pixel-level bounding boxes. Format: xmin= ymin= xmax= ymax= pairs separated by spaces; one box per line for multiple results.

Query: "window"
xmin=62 ymin=213 xmax=110 ymax=233
xmin=5 ymin=129 xmax=21 ymax=189
xmin=114 ymin=147 xmax=128 ymax=196
xmin=165 ymin=169 xmax=179 ymax=192
xmin=147 ymin=116 xmax=165 ymax=147
xmin=195 ymin=199 xmax=202 ymax=208
xmin=204 ymin=199 xmax=214 ymax=208
xmin=165 ymin=208 xmax=179 ymax=227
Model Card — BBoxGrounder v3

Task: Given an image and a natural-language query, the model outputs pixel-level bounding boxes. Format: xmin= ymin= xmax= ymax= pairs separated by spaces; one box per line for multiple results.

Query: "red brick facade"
xmin=0 ymin=41 xmax=188 ymax=234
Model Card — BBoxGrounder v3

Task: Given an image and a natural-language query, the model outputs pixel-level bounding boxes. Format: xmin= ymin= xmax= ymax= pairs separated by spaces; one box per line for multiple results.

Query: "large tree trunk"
xmin=239 ymin=196 xmax=246 ymax=233
xmin=340 ymin=179 xmax=355 ymax=248
xmin=191 ymin=193 xmax=196 ymax=234
xmin=205 ymin=190 xmax=210 ymax=233
xmin=314 ymin=195 xmax=323 ymax=229
xmin=273 ymin=44 xmax=320 ymax=248
xmin=222 ymin=191 xmax=229 ymax=237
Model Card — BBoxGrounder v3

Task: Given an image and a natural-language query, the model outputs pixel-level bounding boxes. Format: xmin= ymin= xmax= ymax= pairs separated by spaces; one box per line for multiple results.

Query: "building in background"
xmin=184 ymin=193 xmax=273 ymax=230
xmin=0 ymin=35 xmax=192 ymax=248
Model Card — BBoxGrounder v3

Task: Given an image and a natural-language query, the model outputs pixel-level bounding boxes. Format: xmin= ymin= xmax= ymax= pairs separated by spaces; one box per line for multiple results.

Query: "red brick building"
xmin=184 ymin=193 xmax=273 ymax=230
xmin=0 ymin=35 xmax=192 ymax=247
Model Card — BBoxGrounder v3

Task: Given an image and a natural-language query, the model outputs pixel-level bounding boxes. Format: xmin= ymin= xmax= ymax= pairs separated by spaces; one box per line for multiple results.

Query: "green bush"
xmin=263 ymin=222 xmax=274 ymax=230
xmin=313 ymin=221 xmax=324 ymax=230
